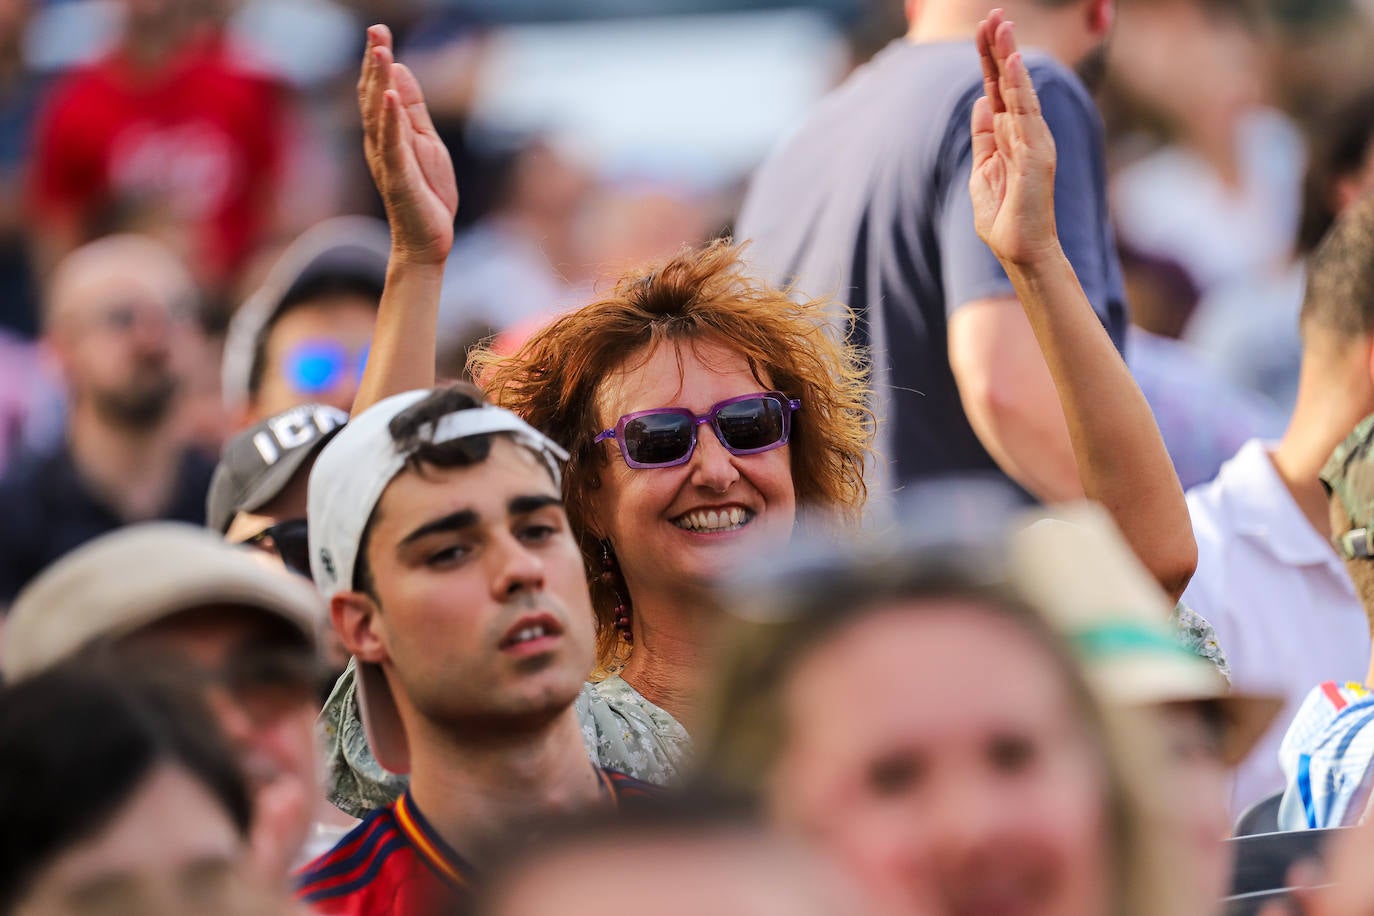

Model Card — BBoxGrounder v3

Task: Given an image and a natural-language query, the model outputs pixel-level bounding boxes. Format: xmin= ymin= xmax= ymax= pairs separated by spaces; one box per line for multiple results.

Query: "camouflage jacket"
xmin=319 ymin=660 xmax=691 ymax=818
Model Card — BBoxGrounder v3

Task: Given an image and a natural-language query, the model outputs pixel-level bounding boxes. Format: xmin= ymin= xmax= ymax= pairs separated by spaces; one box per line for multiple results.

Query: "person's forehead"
xmin=372 ymin=438 xmax=561 ymax=539
xmin=595 ymin=337 xmax=772 ymax=419
xmin=784 ymin=601 xmax=1074 ymax=739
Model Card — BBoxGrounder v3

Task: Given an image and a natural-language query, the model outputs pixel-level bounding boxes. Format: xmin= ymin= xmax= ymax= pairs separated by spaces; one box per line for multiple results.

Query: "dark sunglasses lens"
xmin=271 ymin=525 xmax=312 ymax=578
xmin=717 ymin=397 xmax=785 ymax=451
xmin=287 ymin=344 xmax=346 ymax=394
xmin=623 ymin=412 xmax=694 ymax=466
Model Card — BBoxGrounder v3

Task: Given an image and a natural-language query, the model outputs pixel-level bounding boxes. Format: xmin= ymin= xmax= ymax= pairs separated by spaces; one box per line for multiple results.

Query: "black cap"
xmin=207 ymin=404 xmax=348 ymax=533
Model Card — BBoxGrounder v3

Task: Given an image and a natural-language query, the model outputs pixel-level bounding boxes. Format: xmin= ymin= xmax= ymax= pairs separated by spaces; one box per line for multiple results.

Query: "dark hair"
xmin=0 ymin=658 xmax=252 ymax=911
xmin=1299 ymin=191 xmax=1374 ymax=343
xmin=246 ymin=274 xmax=385 ymax=399
xmin=1298 ymin=87 xmax=1374 ymax=256
xmin=352 ymin=383 xmax=558 ymax=597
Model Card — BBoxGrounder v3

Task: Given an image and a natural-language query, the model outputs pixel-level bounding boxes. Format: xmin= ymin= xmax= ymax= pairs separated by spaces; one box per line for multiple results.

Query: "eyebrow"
xmin=398 ymin=495 xmax=563 ymax=547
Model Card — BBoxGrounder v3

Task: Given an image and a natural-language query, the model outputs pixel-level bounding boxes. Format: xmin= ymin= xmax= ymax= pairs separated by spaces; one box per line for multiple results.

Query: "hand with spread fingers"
xmin=358 ymin=24 xmax=458 ymax=267
xmin=970 ymin=10 xmax=1060 ymax=268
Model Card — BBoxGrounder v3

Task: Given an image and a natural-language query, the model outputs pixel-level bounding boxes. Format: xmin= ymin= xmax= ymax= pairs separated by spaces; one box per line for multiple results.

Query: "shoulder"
xmin=578 ymin=677 xmax=691 ymax=785
xmin=295 ymin=806 xmax=406 ymax=907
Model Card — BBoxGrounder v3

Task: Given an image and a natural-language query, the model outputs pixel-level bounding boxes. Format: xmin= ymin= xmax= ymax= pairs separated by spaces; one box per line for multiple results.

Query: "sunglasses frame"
xmin=595 ymin=391 xmax=801 ymax=470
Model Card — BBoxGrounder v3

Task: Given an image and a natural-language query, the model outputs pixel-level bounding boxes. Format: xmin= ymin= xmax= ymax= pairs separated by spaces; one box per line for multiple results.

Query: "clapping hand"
xmin=970 ymin=10 xmax=1061 ymax=267
xmin=358 ymin=25 xmax=459 ymax=266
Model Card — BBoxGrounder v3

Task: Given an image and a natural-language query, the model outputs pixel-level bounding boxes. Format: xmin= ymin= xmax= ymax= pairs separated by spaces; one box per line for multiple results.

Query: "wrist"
xmin=1000 ymin=240 xmax=1067 ymax=276
xmin=387 ymin=247 xmax=449 ymax=272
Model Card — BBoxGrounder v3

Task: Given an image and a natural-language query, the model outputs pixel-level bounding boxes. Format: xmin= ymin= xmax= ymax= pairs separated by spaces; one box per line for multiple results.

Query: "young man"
xmin=1277 ymin=413 xmax=1374 ymax=829
xmin=296 ymin=385 xmax=655 ymax=915
xmin=1184 ymin=192 xmax=1374 ymax=814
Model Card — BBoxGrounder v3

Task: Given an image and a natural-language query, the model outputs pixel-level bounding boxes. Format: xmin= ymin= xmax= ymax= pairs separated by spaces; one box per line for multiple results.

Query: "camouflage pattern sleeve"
xmin=1171 ymin=600 xmax=1231 ymax=683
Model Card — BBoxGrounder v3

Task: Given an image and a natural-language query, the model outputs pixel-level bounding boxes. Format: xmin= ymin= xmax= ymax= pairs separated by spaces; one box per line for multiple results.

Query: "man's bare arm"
xmin=949 ymin=294 xmax=1084 ymax=502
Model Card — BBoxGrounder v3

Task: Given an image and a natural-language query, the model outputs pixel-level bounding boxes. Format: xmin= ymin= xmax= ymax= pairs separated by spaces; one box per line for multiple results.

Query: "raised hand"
xmin=358 ymin=25 xmax=459 ymax=266
xmin=970 ymin=10 xmax=1060 ymax=267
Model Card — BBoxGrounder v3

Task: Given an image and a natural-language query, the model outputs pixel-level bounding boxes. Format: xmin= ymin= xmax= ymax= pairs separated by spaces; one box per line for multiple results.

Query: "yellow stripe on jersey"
xmin=395 ymin=794 xmax=467 ymax=887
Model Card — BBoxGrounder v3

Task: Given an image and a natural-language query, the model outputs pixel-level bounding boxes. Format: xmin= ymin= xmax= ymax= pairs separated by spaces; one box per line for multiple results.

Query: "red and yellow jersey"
xmin=297 ymin=769 xmax=658 ymax=915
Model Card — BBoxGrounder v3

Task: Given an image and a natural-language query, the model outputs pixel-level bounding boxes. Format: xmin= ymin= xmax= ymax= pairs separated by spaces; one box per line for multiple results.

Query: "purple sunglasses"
xmin=595 ymin=391 xmax=801 ymax=469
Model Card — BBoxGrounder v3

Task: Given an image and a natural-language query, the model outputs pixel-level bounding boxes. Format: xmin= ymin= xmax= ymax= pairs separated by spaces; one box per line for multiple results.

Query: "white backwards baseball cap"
xmin=306 ymin=387 xmax=570 ymax=773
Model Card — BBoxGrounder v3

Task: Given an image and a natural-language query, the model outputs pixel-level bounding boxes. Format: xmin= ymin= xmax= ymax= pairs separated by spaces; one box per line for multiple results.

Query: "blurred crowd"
xmin=6 ymin=0 xmax=1374 ymax=914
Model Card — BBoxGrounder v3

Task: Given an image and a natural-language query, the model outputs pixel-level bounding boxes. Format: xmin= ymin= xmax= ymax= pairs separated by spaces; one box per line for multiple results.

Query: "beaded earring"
xmin=599 ymin=539 xmax=633 ymax=644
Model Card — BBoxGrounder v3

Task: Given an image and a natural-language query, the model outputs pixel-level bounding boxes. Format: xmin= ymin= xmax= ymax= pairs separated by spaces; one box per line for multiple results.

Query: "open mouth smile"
xmin=672 ymin=507 xmax=754 ymax=533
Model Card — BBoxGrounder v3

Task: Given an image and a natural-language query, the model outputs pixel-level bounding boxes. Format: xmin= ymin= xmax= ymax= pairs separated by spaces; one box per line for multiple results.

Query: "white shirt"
xmin=1184 ymin=439 xmax=1369 ymax=816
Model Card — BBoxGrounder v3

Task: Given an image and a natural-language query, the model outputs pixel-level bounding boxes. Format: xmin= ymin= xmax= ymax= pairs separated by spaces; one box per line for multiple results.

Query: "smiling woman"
xmin=470 ymin=239 xmax=872 ymax=679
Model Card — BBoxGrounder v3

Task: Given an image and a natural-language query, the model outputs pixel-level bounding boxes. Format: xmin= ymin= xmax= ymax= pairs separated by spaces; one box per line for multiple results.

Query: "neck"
xmin=617 ymin=590 xmax=711 ymax=731
xmin=66 ymin=400 xmax=183 ymax=520
xmin=1271 ymin=361 xmax=1374 ymax=540
xmin=404 ymin=706 xmax=603 ymax=866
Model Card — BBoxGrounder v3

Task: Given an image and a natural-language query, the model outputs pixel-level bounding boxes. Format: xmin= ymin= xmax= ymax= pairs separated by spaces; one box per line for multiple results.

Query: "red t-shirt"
xmin=29 ymin=35 xmax=285 ymax=283
xmin=297 ymin=771 xmax=659 ymax=916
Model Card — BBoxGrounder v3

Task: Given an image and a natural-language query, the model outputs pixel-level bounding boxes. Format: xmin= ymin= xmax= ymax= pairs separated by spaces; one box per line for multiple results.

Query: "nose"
xmin=490 ymin=532 xmax=546 ymax=600
xmin=689 ymin=421 xmax=741 ymax=493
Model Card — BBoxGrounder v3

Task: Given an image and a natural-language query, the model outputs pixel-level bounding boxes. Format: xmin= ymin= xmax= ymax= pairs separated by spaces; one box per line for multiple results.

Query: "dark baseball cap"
xmin=1321 ymin=413 xmax=1374 ymax=559
xmin=207 ymin=404 xmax=348 ymax=533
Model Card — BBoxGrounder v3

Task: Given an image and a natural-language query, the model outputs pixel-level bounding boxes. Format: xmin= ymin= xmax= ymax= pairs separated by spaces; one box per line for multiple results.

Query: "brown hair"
xmin=469 ymin=239 xmax=873 ymax=666
xmin=1300 ymin=191 xmax=1374 ymax=345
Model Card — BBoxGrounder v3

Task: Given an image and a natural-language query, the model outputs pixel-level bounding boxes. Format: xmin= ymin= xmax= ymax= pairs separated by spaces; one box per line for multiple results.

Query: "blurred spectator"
xmin=0 ymin=661 xmax=276 ymax=916
xmin=208 ymin=402 xmax=351 ymax=679
xmin=700 ymin=520 xmax=1193 ymax=916
xmin=436 ymin=139 xmax=591 ymax=360
xmin=1108 ymin=0 xmax=1304 ymax=310
xmin=1183 ymin=193 xmax=1374 ymax=816
xmin=1127 ymin=327 xmax=1286 ymax=490
xmin=2 ymin=522 xmax=326 ymax=885
xmin=1185 ymin=86 xmax=1374 ymax=414
xmin=26 ymin=0 xmax=289 ymax=295
xmin=1276 ymin=414 xmax=1374 ymax=829
xmin=208 ymin=403 xmax=346 ymax=569
xmin=222 ymin=216 xmax=387 ymax=427
xmin=0 ymin=235 xmax=213 ymax=606
xmin=0 ymin=0 xmax=43 ymax=340
xmin=1011 ymin=507 xmax=1281 ymax=906
xmin=736 ymin=0 xmax=1125 ymax=506
xmin=475 ymin=801 xmax=875 ymax=916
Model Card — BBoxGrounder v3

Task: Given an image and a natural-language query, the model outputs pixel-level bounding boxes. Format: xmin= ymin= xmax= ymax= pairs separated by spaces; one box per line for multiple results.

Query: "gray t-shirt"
xmin=736 ymin=39 xmax=1127 ymax=498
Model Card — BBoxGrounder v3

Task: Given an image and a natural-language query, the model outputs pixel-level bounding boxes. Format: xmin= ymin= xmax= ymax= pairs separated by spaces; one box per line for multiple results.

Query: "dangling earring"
xmin=599 ymin=539 xmax=633 ymax=644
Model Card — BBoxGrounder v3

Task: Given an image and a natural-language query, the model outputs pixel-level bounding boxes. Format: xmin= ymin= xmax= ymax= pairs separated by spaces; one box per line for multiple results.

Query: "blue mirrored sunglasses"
xmin=283 ymin=342 xmax=369 ymax=395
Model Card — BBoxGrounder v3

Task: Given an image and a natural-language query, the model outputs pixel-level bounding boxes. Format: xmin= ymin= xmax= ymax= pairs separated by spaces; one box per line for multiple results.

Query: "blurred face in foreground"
xmin=768 ymin=600 xmax=1113 ymax=916
xmin=483 ymin=829 xmax=869 ymax=916
xmin=13 ymin=764 xmax=257 ymax=916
